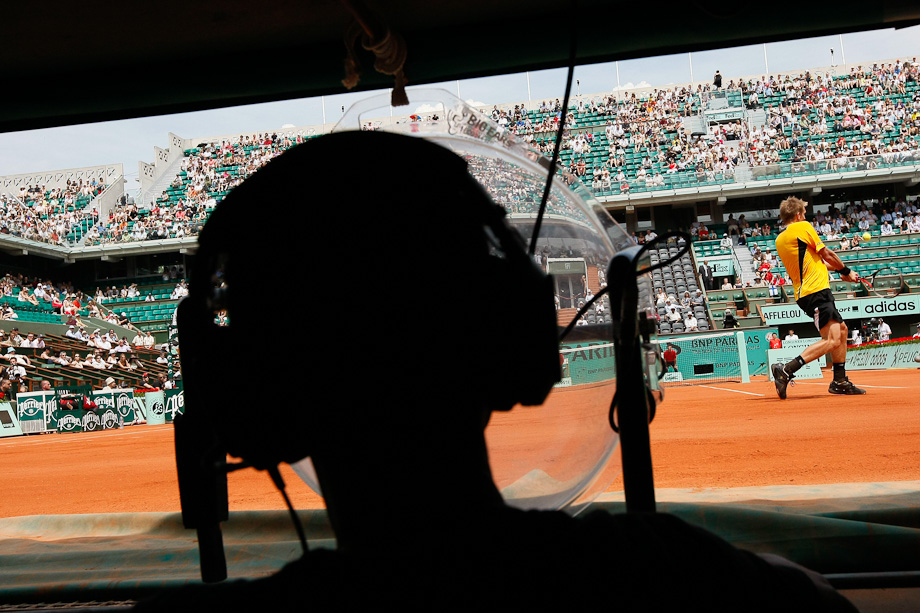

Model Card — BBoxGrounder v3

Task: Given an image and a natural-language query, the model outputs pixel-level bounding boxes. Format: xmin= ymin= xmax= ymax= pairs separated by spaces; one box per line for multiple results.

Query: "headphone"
xmin=177 ymin=130 xmax=561 ymax=471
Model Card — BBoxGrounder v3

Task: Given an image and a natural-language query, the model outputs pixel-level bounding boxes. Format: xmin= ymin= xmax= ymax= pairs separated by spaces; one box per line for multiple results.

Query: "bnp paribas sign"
xmin=760 ymin=295 xmax=920 ymax=325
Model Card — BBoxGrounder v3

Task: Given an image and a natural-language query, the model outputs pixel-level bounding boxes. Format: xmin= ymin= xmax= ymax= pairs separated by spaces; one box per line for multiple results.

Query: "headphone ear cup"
xmin=479 ymin=223 xmax=561 ymax=408
xmin=179 ymin=302 xmax=313 ymax=468
xmin=506 ymin=260 xmax=561 ymax=406
xmin=182 ymin=241 xmax=313 ymax=468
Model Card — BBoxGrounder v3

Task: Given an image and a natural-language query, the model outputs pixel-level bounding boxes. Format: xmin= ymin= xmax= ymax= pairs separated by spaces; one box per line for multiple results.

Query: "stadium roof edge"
xmin=1 ymin=1 xmax=919 ymax=134
xmin=0 ymin=236 xmax=198 ymax=262
xmin=599 ymin=165 xmax=920 ymax=208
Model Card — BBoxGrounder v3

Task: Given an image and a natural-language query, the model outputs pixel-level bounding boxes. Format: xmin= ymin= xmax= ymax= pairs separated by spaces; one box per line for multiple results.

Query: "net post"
xmin=736 ymin=330 xmax=750 ymax=384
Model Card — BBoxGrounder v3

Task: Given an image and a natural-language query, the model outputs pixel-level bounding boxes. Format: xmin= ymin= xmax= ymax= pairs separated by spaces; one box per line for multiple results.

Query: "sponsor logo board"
xmin=57 ymin=412 xmax=83 ymax=433
xmin=101 ymin=409 xmax=120 ymax=429
xmin=762 ymin=297 xmax=920 ymax=325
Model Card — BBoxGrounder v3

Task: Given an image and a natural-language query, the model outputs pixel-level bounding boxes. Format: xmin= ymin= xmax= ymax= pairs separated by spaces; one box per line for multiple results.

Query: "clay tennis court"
xmin=0 ymin=367 xmax=917 ymax=518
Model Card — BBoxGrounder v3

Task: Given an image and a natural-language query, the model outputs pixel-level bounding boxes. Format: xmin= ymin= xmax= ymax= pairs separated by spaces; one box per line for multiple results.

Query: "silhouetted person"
xmin=136 ymin=131 xmax=854 ymax=612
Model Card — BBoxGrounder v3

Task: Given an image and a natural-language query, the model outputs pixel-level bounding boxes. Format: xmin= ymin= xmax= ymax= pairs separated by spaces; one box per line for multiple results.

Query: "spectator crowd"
xmin=496 ymin=59 xmax=920 ymax=195
xmin=0 ymin=178 xmax=107 ymax=246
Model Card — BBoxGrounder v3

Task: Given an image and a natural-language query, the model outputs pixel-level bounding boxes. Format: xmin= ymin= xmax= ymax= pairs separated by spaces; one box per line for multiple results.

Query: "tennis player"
xmin=771 ymin=197 xmax=866 ymax=398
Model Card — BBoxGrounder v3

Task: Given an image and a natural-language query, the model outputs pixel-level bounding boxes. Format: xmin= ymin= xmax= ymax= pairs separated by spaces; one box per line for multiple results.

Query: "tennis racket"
xmin=857 ymin=265 xmax=907 ymax=298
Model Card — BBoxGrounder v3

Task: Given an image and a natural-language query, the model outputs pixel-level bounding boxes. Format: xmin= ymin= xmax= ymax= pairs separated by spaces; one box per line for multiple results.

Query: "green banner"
xmin=547 ymin=259 xmax=587 ymax=276
xmin=53 ymin=387 xmax=93 ymax=434
xmin=557 ymin=342 xmax=616 ymax=387
xmin=164 ymin=389 xmax=184 ymax=422
xmin=16 ymin=392 xmax=55 ymax=434
xmin=846 ymin=339 xmax=920 ymax=370
xmin=56 ymin=409 xmax=83 ymax=434
xmin=82 ymin=408 xmax=105 ymax=432
xmin=761 ymin=295 xmax=920 ymax=325
xmin=658 ymin=329 xmax=776 ymax=380
xmin=92 ymin=390 xmax=136 ymax=426
xmin=708 ymin=256 xmax=735 ymax=278
xmin=99 ymin=407 xmax=121 ymax=430
xmin=740 ymin=329 xmax=772 ymax=375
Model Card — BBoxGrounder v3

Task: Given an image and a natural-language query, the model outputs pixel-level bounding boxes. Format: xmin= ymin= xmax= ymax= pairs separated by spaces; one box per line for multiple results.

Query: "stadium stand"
xmin=1 ymin=165 xmax=123 ymax=246
xmin=93 ymin=132 xmax=317 ymax=245
xmin=500 ymin=61 xmax=920 ymax=196
xmin=0 ymin=324 xmax=168 ymax=392
xmin=2 ymin=57 xmax=920 ymax=344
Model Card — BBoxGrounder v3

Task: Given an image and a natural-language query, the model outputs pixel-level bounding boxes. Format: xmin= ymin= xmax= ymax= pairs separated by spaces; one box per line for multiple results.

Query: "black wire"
xmin=558 ymin=231 xmax=692 ymax=343
xmin=222 ymin=461 xmax=310 ymax=554
xmin=528 ymin=0 xmax=578 ymax=256
xmin=268 ymin=465 xmax=309 ymax=555
xmin=221 ymin=460 xmax=253 ymax=473
xmin=609 ymin=387 xmax=658 ymax=434
xmin=558 ymin=287 xmax=609 ymax=342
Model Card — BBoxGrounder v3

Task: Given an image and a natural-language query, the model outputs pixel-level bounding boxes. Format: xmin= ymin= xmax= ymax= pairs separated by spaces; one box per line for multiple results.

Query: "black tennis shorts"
xmin=796 ymin=288 xmax=844 ymax=331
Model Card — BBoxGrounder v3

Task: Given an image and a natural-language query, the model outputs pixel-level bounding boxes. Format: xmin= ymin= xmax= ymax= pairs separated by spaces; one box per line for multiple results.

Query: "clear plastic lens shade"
xmin=292 ymin=89 xmax=640 ymax=514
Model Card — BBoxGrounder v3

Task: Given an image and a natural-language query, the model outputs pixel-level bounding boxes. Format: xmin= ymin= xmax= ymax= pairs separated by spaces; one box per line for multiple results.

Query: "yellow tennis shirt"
xmin=774 ymin=221 xmax=830 ymax=301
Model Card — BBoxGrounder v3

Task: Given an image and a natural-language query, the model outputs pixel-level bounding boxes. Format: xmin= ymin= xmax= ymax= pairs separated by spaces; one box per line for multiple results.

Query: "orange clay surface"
xmin=1 ymin=368 xmax=918 ymax=518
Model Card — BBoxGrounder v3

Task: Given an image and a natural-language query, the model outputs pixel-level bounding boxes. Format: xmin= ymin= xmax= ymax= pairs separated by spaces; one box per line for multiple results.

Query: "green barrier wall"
xmin=164 ymin=389 xmax=184 ymax=422
xmin=846 ymin=338 xmax=920 ymax=370
xmin=16 ymin=392 xmax=55 ymax=434
xmin=659 ymin=328 xmax=776 ymax=381
xmin=558 ymin=342 xmax=616 ymax=387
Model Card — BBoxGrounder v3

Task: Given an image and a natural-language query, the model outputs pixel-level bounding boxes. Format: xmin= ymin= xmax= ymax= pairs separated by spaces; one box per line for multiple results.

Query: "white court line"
xmin=698 ymin=385 xmax=765 ymax=397
xmin=790 ymin=382 xmax=907 ymax=389
xmin=0 ymin=426 xmax=171 ymax=447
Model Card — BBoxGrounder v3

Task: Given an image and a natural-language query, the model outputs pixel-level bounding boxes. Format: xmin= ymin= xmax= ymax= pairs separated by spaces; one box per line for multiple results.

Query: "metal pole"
xmin=688 ymin=52 xmax=694 ymax=83
xmin=526 ymin=71 xmax=532 ymax=104
xmin=839 ymin=34 xmax=847 ymax=66
xmin=616 ymin=61 xmax=621 ymax=89
xmin=456 ymin=80 xmax=461 ymax=100
xmin=321 ymin=96 xmax=326 ymax=125
xmin=763 ymin=43 xmax=769 ymax=74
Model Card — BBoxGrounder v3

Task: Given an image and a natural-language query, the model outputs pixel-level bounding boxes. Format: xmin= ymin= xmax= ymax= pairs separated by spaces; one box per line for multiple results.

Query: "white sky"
xmin=0 ymin=25 xmax=918 ymax=189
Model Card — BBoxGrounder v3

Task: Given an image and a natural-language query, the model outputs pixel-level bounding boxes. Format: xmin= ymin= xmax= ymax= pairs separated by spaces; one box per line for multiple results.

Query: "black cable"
xmin=608 ymin=387 xmax=658 ymax=434
xmin=216 ymin=461 xmax=310 ymax=554
xmin=558 ymin=287 xmax=609 ymax=341
xmin=528 ymin=0 xmax=578 ymax=256
xmin=267 ymin=465 xmax=309 ymax=555
xmin=222 ymin=460 xmax=253 ymax=473
xmin=558 ymin=231 xmax=692 ymax=342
